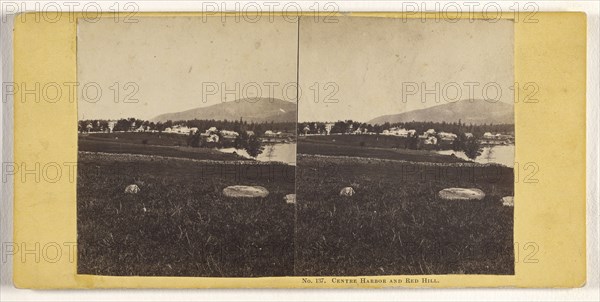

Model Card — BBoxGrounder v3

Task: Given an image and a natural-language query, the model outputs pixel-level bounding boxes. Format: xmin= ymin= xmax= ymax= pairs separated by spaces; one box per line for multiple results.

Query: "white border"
xmin=1 ymin=1 xmax=598 ymax=301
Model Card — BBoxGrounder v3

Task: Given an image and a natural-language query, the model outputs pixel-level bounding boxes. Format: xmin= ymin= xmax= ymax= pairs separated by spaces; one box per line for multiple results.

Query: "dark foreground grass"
xmin=77 ymin=152 xmax=295 ymax=277
xmin=295 ymin=155 xmax=514 ymax=276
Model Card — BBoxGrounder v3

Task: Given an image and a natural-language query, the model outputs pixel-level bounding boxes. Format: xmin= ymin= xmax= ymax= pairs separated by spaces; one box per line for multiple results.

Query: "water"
xmin=218 ymin=143 xmax=297 ymax=165
xmin=436 ymin=145 xmax=515 ymax=167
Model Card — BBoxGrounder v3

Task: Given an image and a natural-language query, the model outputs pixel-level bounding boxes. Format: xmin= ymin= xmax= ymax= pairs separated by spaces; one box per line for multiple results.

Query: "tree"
xmin=245 ymin=136 xmax=264 ymax=158
xmin=463 ymin=137 xmax=482 ymax=159
xmin=187 ymin=132 xmax=201 ymax=147
xmin=408 ymin=132 xmax=419 ymax=150
xmin=234 ymin=131 xmax=249 ymax=149
xmin=114 ymin=119 xmax=131 ymax=132
xmin=452 ymin=133 xmax=466 ymax=152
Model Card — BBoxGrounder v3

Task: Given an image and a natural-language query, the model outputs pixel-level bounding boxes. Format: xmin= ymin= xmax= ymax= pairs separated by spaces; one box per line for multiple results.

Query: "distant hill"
xmin=367 ymin=99 xmax=514 ymax=125
xmin=151 ymin=98 xmax=297 ymax=123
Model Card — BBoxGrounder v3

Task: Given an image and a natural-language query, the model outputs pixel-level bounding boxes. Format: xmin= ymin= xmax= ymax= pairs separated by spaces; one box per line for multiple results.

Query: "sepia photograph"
xmin=76 ymin=16 xmax=298 ymax=277
xmin=296 ymin=16 xmax=515 ymax=276
xmin=76 ymin=15 xmax=515 ymax=277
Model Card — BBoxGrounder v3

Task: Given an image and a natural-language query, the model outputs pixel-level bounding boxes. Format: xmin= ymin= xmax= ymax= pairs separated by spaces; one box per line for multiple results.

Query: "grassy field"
xmin=77 ymin=136 xmax=295 ymax=277
xmin=303 ymin=134 xmax=413 ymax=149
xmin=299 ymin=137 xmax=467 ymax=163
xmin=295 ymin=142 xmax=514 ymax=275
xmin=79 ymin=134 xmax=245 ymax=161
xmin=82 ymin=132 xmax=189 ymax=146
xmin=78 ymin=132 xmax=514 ymax=276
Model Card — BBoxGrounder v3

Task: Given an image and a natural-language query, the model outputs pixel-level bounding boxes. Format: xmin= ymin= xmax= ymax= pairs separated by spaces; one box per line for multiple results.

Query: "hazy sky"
xmin=78 ymin=16 xmax=513 ymax=122
xmin=77 ymin=16 xmax=298 ymax=120
xmin=298 ymin=17 xmax=514 ymax=122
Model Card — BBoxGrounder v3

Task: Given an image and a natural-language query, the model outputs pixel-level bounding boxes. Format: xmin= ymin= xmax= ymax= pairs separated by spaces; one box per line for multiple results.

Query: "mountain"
xmin=367 ymin=99 xmax=514 ymax=125
xmin=151 ymin=98 xmax=297 ymax=123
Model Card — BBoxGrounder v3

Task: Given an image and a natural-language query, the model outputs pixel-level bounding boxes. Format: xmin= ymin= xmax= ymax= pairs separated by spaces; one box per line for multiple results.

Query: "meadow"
xmin=79 ymin=133 xmax=244 ymax=161
xmin=77 ymin=134 xmax=295 ymax=276
xmin=299 ymin=136 xmax=466 ymax=163
xmin=295 ymin=140 xmax=515 ymax=275
xmin=78 ymin=132 xmax=514 ymax=276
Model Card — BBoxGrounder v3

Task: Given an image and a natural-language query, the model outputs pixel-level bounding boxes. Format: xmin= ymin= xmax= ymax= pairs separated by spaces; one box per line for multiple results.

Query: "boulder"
xmin=124 ymin=184 xmax=140 ymax=194
xmin=284 ymin=194 xmax=296 ymax=204
xmin=339 ymin=187 xmax=355 ymax=197
xmin=438 ymin=188 xmax=485 ymax=201
xmin=223 ymin=185 xmax=269 ymax=198
xmin=502 ymin=196 xmax=514 ymax=207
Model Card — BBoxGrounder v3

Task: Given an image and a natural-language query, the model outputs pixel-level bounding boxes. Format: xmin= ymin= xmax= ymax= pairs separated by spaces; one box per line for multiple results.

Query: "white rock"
xmin=124 ymin=184 xmax=140 ymax=194
xmin=223 ymin=185 xmax=269 ymax=198
xmin=339 ymin=187 xmax=355 ymax=196
xmin=502 ymin=196 xmax=514 ymax=207
xmin=284 ymin=194 xmax=296 ymax=204
xmin=438 ymin=188 xmax=485 ymax=201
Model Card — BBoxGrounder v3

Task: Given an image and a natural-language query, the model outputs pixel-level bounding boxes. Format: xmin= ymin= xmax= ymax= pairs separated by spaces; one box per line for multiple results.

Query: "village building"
xmin=107 ymin=120 xmax=116 ymax=133
xmin=421 ymin=136 xmax=438 ymax=145
xmin=352 ymin=127 xmax=367 ymax=135
xmin=438 ymin=131 xmax=457 ymax=142
xmin=480 ymin=132 xmax=514 ymax=145
xmin=220 ymin=130 xmax=239 ymax=139
xmin=264 ymin=130 xmax=283 ymax=137
xmin=325 ymin=123 xmax=334 ymax=135
xmin=418 ymin=129 xmax=440 ymax=148
xmin=382 ymin=127 xmax=417 ymax=137
xmin=200 ymin=132 xmax=219 ymax=143
xmin=302 ymin=126 xmax=310 ymax=135
xmin=199 ymin=127 xmax=221 ymax=144
xmin=262 ymin=130 xmax=288 ymax=143
xmin=437 ymin=131 xmax=457 ymax=147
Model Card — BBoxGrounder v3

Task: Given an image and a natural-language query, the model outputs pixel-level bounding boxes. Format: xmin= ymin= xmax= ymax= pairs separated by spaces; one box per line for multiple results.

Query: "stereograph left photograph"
xmin=76 ymin=17 xmax=298 ymax=276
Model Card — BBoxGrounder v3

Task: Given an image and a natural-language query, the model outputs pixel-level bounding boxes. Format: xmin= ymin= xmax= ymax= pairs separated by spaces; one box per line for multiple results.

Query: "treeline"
xmin=299 ymin=120 xmax=514 ymax=137
xmin=79 ymin=118 xmax=296 ymax=135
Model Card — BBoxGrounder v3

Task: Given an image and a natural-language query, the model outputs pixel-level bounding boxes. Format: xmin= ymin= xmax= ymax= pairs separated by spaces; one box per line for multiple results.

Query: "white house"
xmin=438 ymin=131 xmax=457 ymax=140
xmin=173 ymin=125 xmax=190 ymax=134
xmin=325 ymin=123 xmax=334 ymax=135
xmin=220 ymin=130 xmax=239 ymax=140
xmin=423 ymin=136 xmax=438 ymax=145
xmin=200 ymin=132 xmax=219 ymax=142
xmin=108 ymin=120 xmax=116 ymax=133
xmin=391 ymin=128 xmax=410 ymax=137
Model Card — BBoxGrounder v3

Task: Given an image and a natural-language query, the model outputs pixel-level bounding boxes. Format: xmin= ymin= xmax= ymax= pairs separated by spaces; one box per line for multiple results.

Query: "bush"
xmin=245 ymin=136 xmax=264 ymax=158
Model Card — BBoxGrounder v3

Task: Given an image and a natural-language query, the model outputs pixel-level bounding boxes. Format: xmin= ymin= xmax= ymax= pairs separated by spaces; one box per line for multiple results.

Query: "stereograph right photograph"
xmin=296 ymin=16 xmax=515 ymax=276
